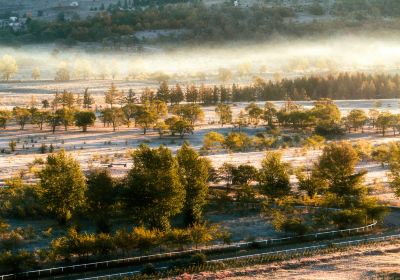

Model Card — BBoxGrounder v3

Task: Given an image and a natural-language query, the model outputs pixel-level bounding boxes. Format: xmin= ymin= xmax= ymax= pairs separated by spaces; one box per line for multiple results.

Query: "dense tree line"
xmin=3 ymin=0 xmax=400 ymax=45
xmin=125 ymin=73 xmax=400 ymax=105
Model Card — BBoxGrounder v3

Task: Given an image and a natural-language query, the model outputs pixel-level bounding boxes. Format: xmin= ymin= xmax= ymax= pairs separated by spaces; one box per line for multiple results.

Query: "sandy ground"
xmin=175 ymin=242 xmax=400 ymax=280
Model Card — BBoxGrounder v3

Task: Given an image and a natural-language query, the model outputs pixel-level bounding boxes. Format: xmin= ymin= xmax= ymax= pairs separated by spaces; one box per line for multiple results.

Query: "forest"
xmin=4 ymin=0 xmax=400 ymax=44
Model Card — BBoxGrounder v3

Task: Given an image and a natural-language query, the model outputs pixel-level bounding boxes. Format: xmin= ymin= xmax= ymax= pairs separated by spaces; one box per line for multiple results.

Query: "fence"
xmin=79 ymin=232 xmax=400 ymax=280
xmin=0 ymin=220 xmax=378 ymax=280
xmin=208 ymin=233 xmax=400 ymax=263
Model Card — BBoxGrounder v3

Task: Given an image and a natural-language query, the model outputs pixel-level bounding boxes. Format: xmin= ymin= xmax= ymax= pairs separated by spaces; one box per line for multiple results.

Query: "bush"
xmin=281 ymin=218 xmax=309 ymax=236
xmin=190 ymin=253 xmax=207 ymax=265
xmin=315 ymin=123 xmax=345 ymax=138
xmin=142 ymin=263 xmax=156 ymax=275
xmin=332 ymin=209 xmax=365 ymax=229
xmin=0 ymin=250 xmax=37 ymax=273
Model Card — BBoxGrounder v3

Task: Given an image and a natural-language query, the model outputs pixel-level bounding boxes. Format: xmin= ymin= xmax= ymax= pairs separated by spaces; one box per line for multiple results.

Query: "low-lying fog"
xmin=2 ymin=35 xmax=400 ymax=82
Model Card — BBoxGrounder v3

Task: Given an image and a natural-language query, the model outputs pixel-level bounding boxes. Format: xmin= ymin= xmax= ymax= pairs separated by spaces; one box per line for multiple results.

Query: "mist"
xmin=2 ymin=35 xmax=400 ymax=82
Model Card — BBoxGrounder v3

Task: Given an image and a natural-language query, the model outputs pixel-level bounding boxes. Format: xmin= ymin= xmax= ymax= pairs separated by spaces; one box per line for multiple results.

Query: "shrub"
xmin=190 ymin=253 xmax=207 ymax=265
xmin=142 ymin=263 xmax=156 ymax=275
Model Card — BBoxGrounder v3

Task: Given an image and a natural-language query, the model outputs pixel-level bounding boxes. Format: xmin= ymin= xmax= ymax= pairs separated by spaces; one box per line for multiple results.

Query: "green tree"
xmin=202 ymin=132 xmax=225 ymax=151
xmin=38 ymin=150 xmax=87 ymax=224
xmin=177 ymin=143 xmax=209 ymax=225
xmin=258 ymin=152 xmax=291 ymax=199
xmin=105 ymin=83 xmax=123 ymax=108
xmin=83 ymin=88 xmax=94 ymax=109
xmin=245 ymin=102 xmax=263 ymax=125
xmin=172 ymin=104 xmax=204 ymax=125
xmin=231 ymin=164 xmax=258 ymax=185
xmin=100 ymin=108 xmax=125 ymax=131
xmin=295 ymin=166 xmax=326 ymax=198
xmin=123 ymin=145 xmax=185 ymax=230
xmin=215 ymin=104 xmax=232 ymax=127
xmin=75 ymin=111 xmax=96 ymax=132
xmin=315 ymin=142 xmax=367 ymax=208
xmin=32 ymin=110 xmax=50 ymax=130
xmin=376 ymin=112 xmax=392 ymax=136
xmin=86 ymin=169 xmax=116 ymax=232
xmin=56 ymin=108 xmax=75 ymax=131
xmin=0 ymin=110 xmax=12 ymax=129
xmin=47 ymin=112 xmax=62 ymax=133
xmin=346 ymin=109 xmax=368 ymax=132
xmin=263 ymin=102 xmax=277 ymax=127
xmin=170 ymin=84 xmax=184 ymax=105
xmin=156 ymin=80 xmax=170 ymax=102
xmin=12 ymin=107 xmax=31 ymax=130
xmin=223 ymin=132 xmax=251 ymax=152
xmin=170 ymin=119 xmax=194 ymax=138
xmin=154 ymin=121 xmax=169 ymax=138
xmin=134 ymin=103 xmax=158 ymax=134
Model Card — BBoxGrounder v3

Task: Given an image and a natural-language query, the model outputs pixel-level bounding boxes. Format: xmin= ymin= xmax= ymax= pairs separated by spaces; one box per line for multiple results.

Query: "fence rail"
xmin=80 ymin=232 xmax=400 ymax=280
xmin=208 ymin=233 xmax=400 ymax=263
xmin=0 ymin=220 xmax=378 ymax=280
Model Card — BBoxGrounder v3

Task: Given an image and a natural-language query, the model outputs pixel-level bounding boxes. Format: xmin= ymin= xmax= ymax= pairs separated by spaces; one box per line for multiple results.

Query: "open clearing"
xmin=1 ymin=99 xmax=399 ymax=204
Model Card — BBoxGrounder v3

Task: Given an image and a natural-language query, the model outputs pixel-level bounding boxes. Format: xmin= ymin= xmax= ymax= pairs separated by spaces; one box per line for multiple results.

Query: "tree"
xmin=154 ymin=121 xmax=169 ymax=138
xmin=134 ymin=104 xmax=158 ymax=134
xmin=295 ymin=166 xmax=325 ymax=198
xmin=224 ymin=132 xmax=251 ymax=152
xmin=12 ymin=107 xmax=31 ymax=130
xmin=123 ymin=145 xmax=185 ymax=230
xmin=368 ymin=109 xmax=380 ymax=128
xmin=41 ymin=100 xmax=50 ymax=109
xmin=177 ymin=143 xmax=209 ymax=225
xmin=245 ymin=103 xmax=263 ymax=125
xmin=32 ymin=110 xmax=49 ymax=130
xmin=231 ymin=164 xmax=258 ymax=185
xmin=100 ymin=108 xmax=125 ymax=131
xmin=202 ymin=132 xmax=225 ymax=151
xmin=83 ymin=88 xmax=94 ymax=109
xmin=172 ymin=104 xmax=204 ymax=125
xmin=38 ymin=150 xmax=87 ymax=224
xmin=75 ymin=111 xmax=96 ymax=132
xmin=215 ymin=104 xmax=232 ymax=127
xmin=170 ymin=84 xmax=184 ymax=105
xmin=123 ymin=89 xmax=137 ymax=105
xmin=311 ymin=99 xmax=341 ymax=125
xmin=59 ymin=91 xmax=75 ymax=109
xmin=56 ymin=108 xmax=75 ymax=131
xmin=0 ymin=110 xmax=11 ymax=129
xmin=387 ymin=143 xmax=400 ymax=197
xmin=376 ymin=112 xmax=392 ymax=136
xmin=54 ymin=63 xmax=70 ymax=81
xmin=0 ymin=55 xmax=18 ymax=81
xmin=105 ymin=83 xmax=123 ymax=108
xmin=218 ymin=68 xmax=232 ymax=83
xmin=86 ymin=169 xmax=116 ymax=232
xmin=47 ymin=112 xmax=62 ymax=133
xmin=263 ymin=102 xmax=277 ymax=127
xmin=315 ymin=142 xmax=366 ymax=208
xmin=31 ymin=67 xmax=41 ymax=80
xmin=345 ymin=109 xmax=367 ymax=132
xmin=258 ymin=152 xmax=291 ymax=199
xmin=156 ymin=80 xmax=170 ymax=102
xmin=9 ymin=140 xmax=16 ymax=152
xmin=170 ymin=119 xmax=194 ymax=138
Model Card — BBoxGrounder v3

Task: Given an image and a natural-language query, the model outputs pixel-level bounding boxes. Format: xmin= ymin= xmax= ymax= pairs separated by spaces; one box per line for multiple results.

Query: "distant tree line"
xmin=3 ymin=0 xmax=400 ymax=44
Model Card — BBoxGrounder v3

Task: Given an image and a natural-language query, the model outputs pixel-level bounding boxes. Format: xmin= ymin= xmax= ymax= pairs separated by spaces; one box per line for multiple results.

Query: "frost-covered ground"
xmin=178 ymin=242 xmax=400 ymax=280
xmin=0 ymin=99 xmax=399 ymax=204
